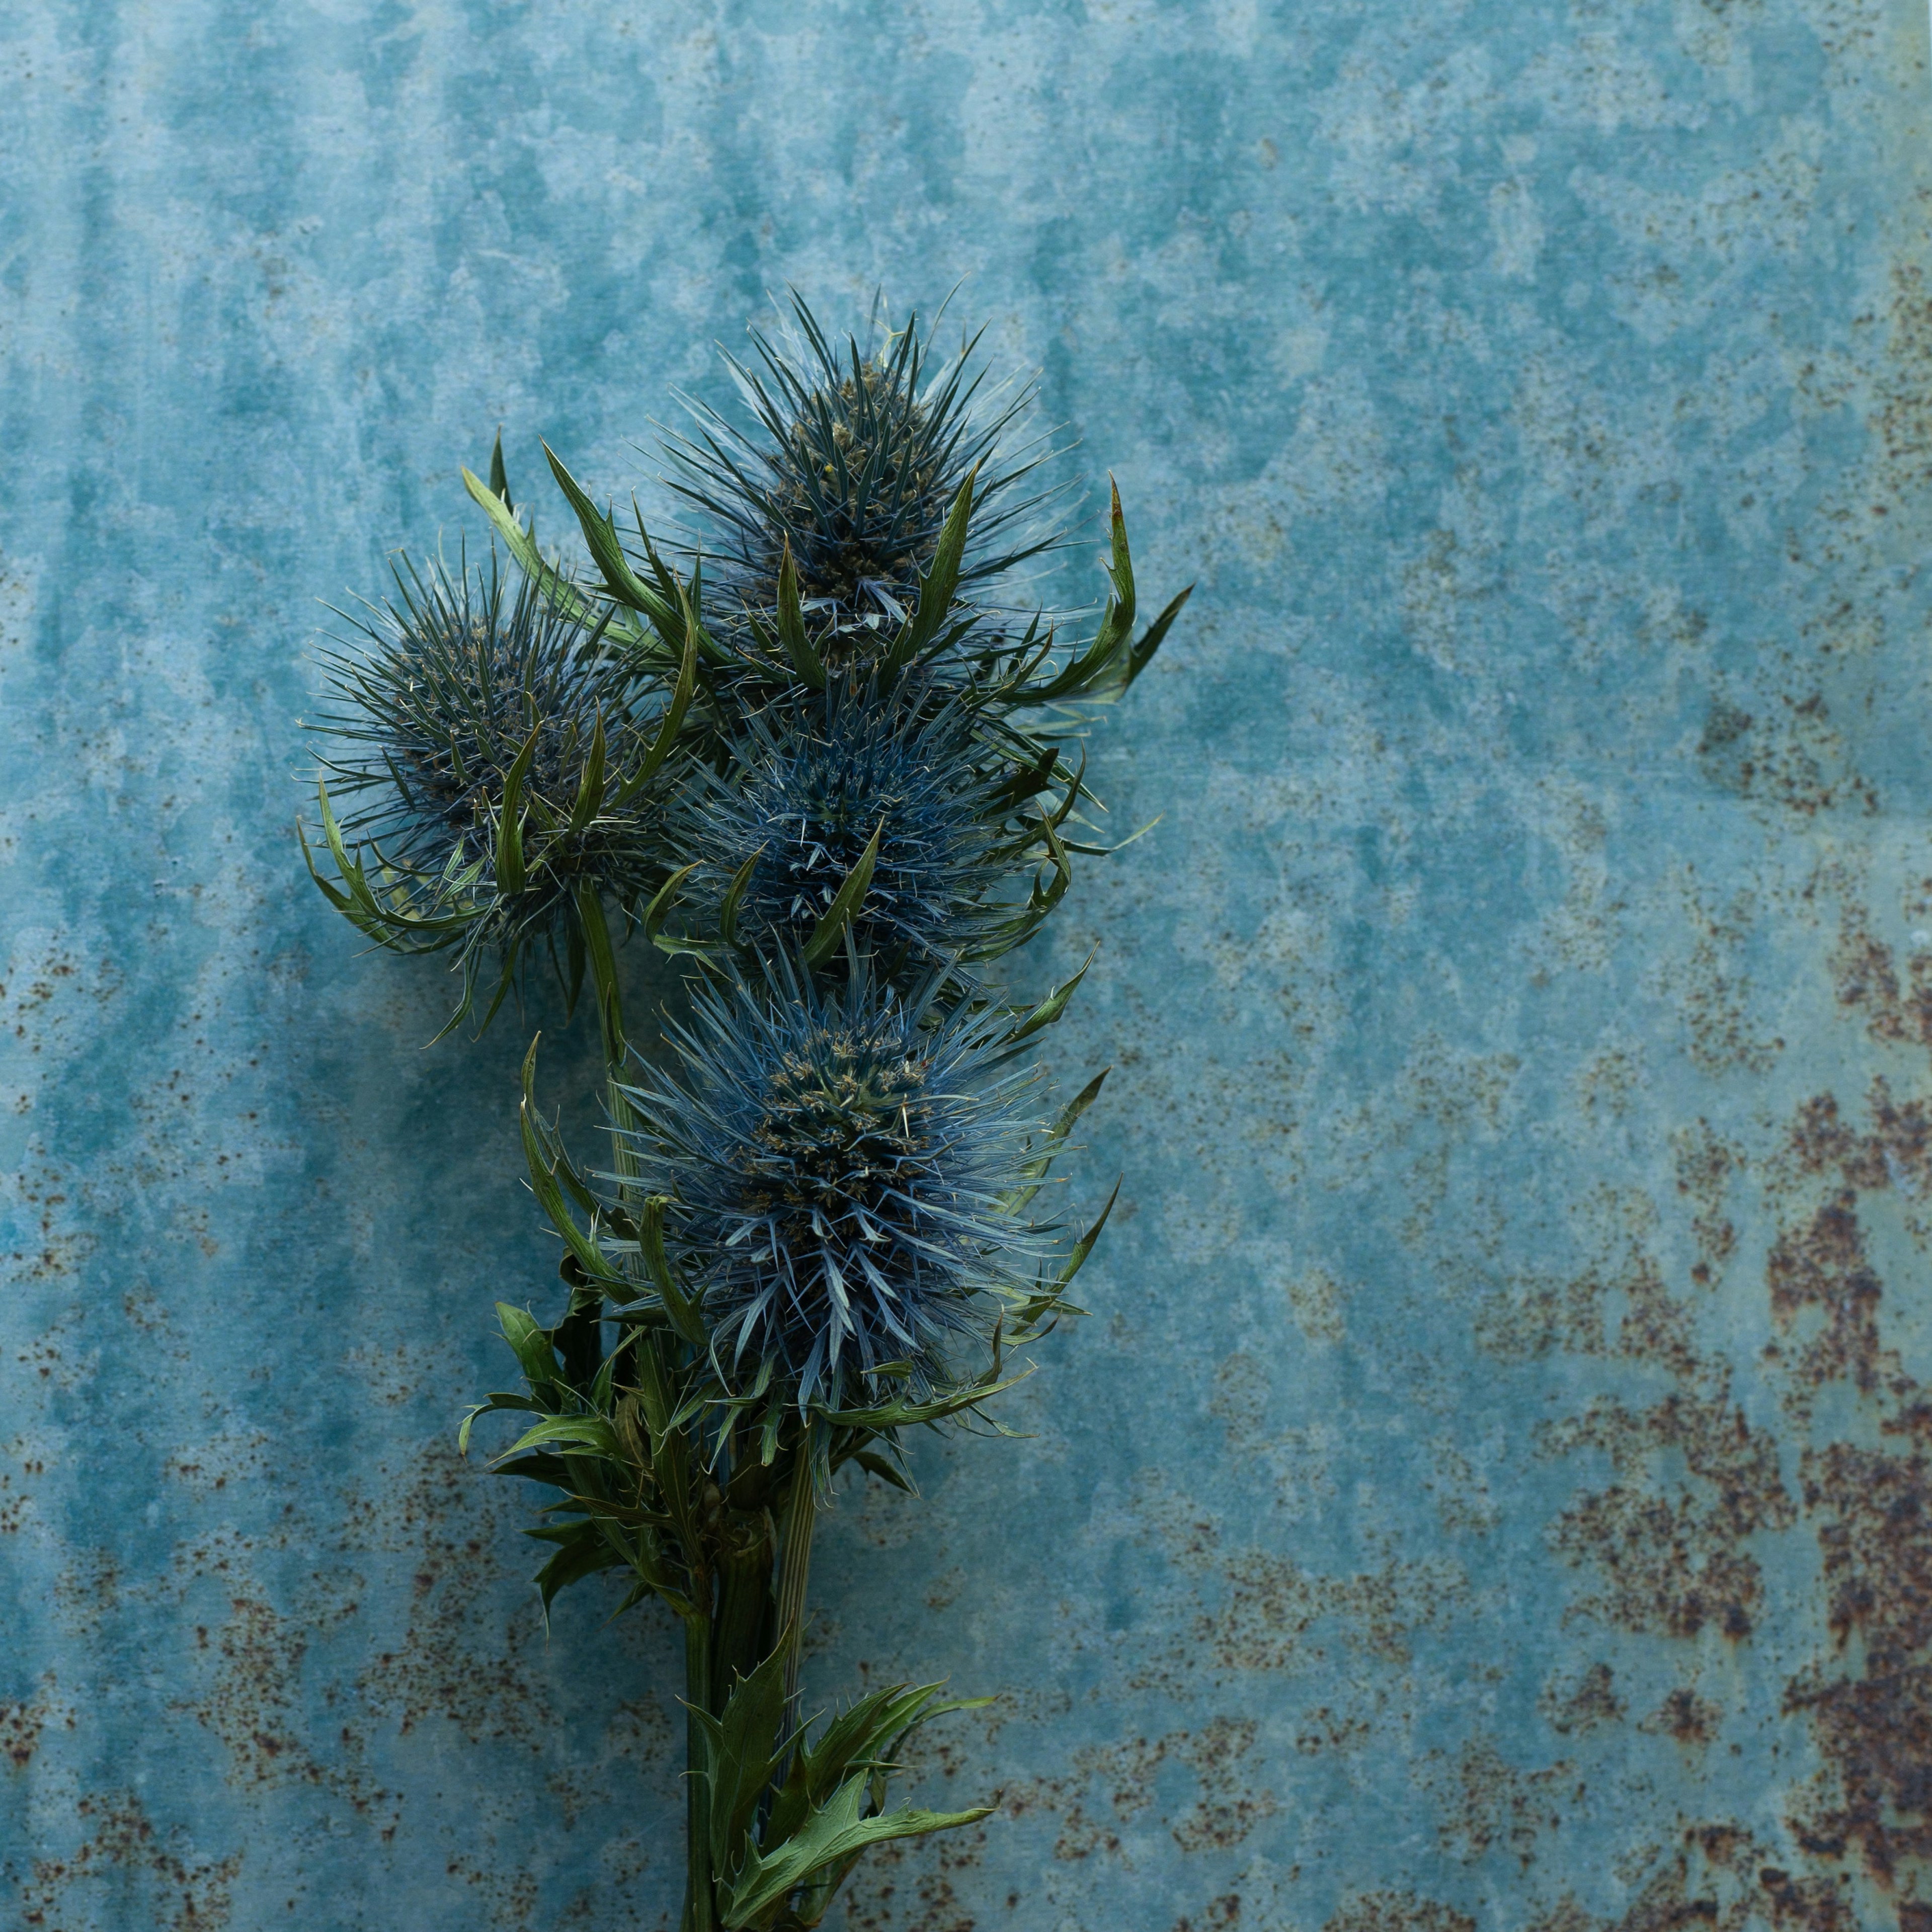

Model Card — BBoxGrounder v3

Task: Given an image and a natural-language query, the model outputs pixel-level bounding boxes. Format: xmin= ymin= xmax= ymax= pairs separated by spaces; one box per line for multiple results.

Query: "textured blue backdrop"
xmin=5 ymin=3 xmax=1932 ymax=1928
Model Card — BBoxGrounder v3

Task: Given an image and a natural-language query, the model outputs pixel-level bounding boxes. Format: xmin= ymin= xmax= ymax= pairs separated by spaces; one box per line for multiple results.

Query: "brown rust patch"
xmin=1323 ymin=1894 xmax=1477 ymax=1932
xmin=1001 ymin=1715 xmax=1277 ymax=1863
xmin=0 ymin=1679 xmax=68 ymax=1770
xmin=1637 ymin=1687 xmax=1723 ymax=1748
xmin=1540 ymin=1660 xmax=1626 ymax=1736
xmin=349 ymin=1440 xmax=553 ymax=1749
xmin=1429 ymin=1738 xmax=1575 ymax=1871
xmin=839 ymin=1816 xmax=989 ymax=1932
xmin=1766 ymin=1194 xmax=1896 ymax=1407
xmin=10 ymin=1793 xmax=241 ymax=1930
xmin=1785 ymin=1425 xmax=1932 ymax=1882
xmin=1672 ymin=1119 xmax=1742 ymax=1276
xmin=1541 ymin=1388 xmax=1792 ymax=1642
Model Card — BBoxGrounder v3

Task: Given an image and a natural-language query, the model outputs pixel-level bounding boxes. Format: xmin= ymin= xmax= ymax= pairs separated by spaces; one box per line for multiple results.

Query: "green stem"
xmin=774 ymin=1446 xmax=818 ymax=1745
xmin=712 ymin=1526 xmax=774 ymax=1713
xmin=681 ymin=1607 xmax=715 ymax=1932
xmin=560 ymin=887 xmax=631 ymax=1390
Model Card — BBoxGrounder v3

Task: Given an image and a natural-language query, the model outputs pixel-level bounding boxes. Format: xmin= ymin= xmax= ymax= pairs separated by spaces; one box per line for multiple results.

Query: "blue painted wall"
xmin=4 ymin=3 xmax=1931 ymax=1927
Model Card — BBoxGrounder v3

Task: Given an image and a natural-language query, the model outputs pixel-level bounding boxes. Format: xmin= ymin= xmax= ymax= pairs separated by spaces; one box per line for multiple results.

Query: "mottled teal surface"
xmin=6 ymin=4 xmax=1932 ymax=1928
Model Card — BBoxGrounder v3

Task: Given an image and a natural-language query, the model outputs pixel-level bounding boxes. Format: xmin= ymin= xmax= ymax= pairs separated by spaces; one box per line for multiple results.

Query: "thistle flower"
xmin=661 ymin=293 xmax=1066 ymax=666
xmin=614 ymin=958 xmax=1052 ymax=1413
xmin=676 ymin=681 xmax=1066 ymax=968
xmin=303 ymin=556 xmax=677 ymax=1032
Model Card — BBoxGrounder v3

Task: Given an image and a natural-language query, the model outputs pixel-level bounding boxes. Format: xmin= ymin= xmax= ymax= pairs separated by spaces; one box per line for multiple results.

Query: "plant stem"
xmin=712 ymin=1527 xmax=773 ymax=1712
xmin=681 ymin=1608 xmax=715 ymax=1932
xmin=561 ymin=890 xmax=631 ymax=1390
xmin=774 ymin=1446 xmax=818 ymax=1745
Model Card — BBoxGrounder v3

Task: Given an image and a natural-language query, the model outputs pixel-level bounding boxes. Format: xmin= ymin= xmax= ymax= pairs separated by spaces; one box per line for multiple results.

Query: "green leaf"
xmin=529 ymin=1518 xmax=624 ymax=1616
xmin=495 ymin=719 xmax=541 ymax=897
xmin=1123 ymin=582 xmax=1193 ymax=688
xmin=643 ymin=862 xmax=697 ymax=949
xmin=543 ymin=440 xmax=680 ymax=629
xmin=519 ymin=1038 xmax=618 ymax=1285
xmin=568 ymin=712 xmax=608 ymax=831
xmin=852 ymin=1450 xmax=915 ymax=1495
xmin=497 ymin=1300 xmax=563 ymax=1394
xmin=499 ymin=1412 xmax=621 ymax=1458
xmin=775 ymin=543 xmax=827 ymax=688
xmin=800 ymin=820 xmax=883 ymax=970
xmin=575 ymin=881 xmax=625 ymax=1067
xmin=1001 ymin=1068 xmax=1108 ymax=1213
xmin=1003 ymin=946 xmax=1096 ymax=1047
xmin=615 ymin=627 xmax=699 ymax=804
xmin=719 ymin=848 xmax=763 ymax=948
xmin=488 ymin=428 xmax=512 ymax=511
xmin=459 ymin=465 xmax=643 ymax=646
xmin=637 ymin=1196 xmax=707 ymax=1348
xmin=880 ymin=469 xmax=976 ymax=683
xmin=768 ymin=1682 xmax=980 ymax=1844
xmin=722 ymin=1773 xmax=991 ymax=1929
xmin=1064 ymin=1178 xmax=1120 ymax=1278
xmin=695 ymin=1635 xmax=795 ymax=1878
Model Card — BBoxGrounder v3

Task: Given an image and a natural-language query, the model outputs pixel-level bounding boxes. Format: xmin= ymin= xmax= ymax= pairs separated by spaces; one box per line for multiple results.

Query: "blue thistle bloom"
xmin=678 ymin=682 xmax=1040 ymax=967
xmin=615 ymin=958 xmax=1051 ymax=1411
xmin=304 ymin=555 xmax=671 ymax=1025
xmin=661 ymin=293 xmax=1068 ymax=667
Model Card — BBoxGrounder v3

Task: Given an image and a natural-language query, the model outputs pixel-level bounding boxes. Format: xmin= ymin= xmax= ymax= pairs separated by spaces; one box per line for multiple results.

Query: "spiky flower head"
xmin=616 ymin=958 xmax=1051 ymax=1413
xmin=662 ymin=293 xmax=1065 ymax=667
xmin=676 ymin=681 xmax=1061 ymax=968
xmin=304 ymin=556 xmax=672 ymax=1028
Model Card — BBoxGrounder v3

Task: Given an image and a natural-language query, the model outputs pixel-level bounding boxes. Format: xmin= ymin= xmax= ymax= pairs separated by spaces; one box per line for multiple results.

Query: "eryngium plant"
xmin=662 ymin=292 xmax=1064 ymax=654
xmin=307 ymin=293 xmax=1186 ymax=1932
xmin=620 ymin=955 xmax=1051 ymax=1414
xmin=671 ymin=680 xmax=1078 ymax=969
xmin=301 ymin=554 xmax=687 ymax=1041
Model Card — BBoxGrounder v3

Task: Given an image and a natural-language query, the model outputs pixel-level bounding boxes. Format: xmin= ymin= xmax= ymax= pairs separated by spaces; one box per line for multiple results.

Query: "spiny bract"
xmin=615 ymin=958 xmax=1051 ymax=1412
xmin=677 ymin=681 xmax=1028 ymax=967
xmin=662 ymin=293 xmax=1065 ymax=662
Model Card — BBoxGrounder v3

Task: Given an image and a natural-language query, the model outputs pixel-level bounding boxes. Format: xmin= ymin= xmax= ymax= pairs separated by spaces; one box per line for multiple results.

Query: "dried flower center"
xmin=750 ymin=1041 xmax=933 ymax=1229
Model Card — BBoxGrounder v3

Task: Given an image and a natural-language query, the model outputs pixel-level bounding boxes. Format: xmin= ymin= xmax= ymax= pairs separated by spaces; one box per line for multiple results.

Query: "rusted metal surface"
xmin=4 ymin=1 xmax=1932 ymax=1926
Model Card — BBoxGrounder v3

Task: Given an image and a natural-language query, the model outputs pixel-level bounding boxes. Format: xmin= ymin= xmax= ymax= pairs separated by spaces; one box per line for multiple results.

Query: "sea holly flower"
xmin=612 ymin=954 xmax=1054 ymax=1416
xmin=301 ymin=555 xmax=689 ymax=1039
xmin=662 ymin=293 xmax=1067 ymax=662
xmin=672 ymin=678 xmax=1079 ymax=971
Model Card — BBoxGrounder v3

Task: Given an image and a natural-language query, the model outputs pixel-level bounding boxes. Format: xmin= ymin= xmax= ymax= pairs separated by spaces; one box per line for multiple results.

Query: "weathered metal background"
xmin=4 ymin=2 xmax=1931 ymax=1926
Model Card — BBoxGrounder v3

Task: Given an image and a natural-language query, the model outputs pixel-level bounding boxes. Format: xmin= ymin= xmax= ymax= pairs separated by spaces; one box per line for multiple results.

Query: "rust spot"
xmin=1542 ymin=1385 xmax=1792 ymax=1642
xmin=1637 ymin=1687 xmax=1722 ymax=1747
xmin=1541 ymin=1661 xmax=1625 ymax=1736
xmin=1170 ymin=1898 xmax=1242 ymax=1932
xmin=1830 ymin=910 xmax=1930 ymax=1044
xmin=1323 ymin=1895 xmax=1477 ymax=1932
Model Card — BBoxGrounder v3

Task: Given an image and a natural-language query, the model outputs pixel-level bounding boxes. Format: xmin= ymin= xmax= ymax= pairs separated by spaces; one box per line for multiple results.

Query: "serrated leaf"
xmin=722 ymin=1773 xmax=991 ymax=1928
